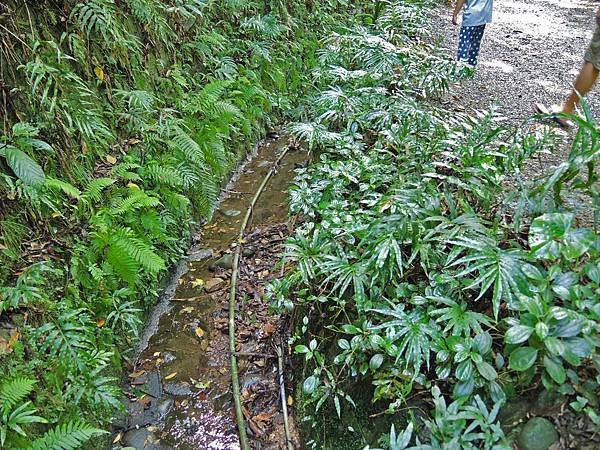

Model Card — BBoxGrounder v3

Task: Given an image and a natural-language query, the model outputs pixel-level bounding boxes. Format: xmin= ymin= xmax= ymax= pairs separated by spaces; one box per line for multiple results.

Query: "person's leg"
xmin=562 ymin=25 xmax=600 ymax=114
xmin=457 ymin=26 xmax=473 ymax=63
xmin=467 ymin=25 xmax=486 ymax=66
xmin=561 ymin=61 xmax=600 ymax=114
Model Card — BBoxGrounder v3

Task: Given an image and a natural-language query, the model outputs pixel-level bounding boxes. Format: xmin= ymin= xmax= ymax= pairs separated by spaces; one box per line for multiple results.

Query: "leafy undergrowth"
xmin=0 ymin=0 xmax=377 ymax=447
xmin=271 ymin=0 xmax=600 ymax=448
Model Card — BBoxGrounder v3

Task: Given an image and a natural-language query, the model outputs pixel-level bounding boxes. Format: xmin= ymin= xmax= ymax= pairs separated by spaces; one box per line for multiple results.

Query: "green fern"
xmin=144 ymin=164 xmax=184 ymax=187
xmin=0 ymin=378 xmax=36 ymax=412
xmin=111 ymin=228 xmax=165 ymax=274
xmin=26 ymin=420 xmax=106 ymax=450
xmin=36 ymin=310 xmax=94 ymax=369
xmin=82 ymin=178 xmax=116 ymax=204
xmin=44 ymin=178 xmax=81 ymax=199
xmin=111 ymin=189 xmax=160 ymax=215
xmin=170 ymin=126 xmax=206 ymax=165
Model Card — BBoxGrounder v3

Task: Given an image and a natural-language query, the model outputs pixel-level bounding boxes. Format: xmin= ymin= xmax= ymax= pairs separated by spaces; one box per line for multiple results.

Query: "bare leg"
xmin=562 ymin=61 xmax=600 ymax=114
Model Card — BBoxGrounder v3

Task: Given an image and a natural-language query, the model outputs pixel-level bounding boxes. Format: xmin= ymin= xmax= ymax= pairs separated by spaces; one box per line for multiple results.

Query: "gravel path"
xmin=433 ymin=0 xmax=600 ymax=123
xmin=432 ymin=0 xmax=599 ymax=223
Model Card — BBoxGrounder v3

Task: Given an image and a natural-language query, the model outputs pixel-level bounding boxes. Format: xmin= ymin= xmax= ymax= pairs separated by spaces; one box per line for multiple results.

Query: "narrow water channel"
xmin=117 ymin=134 xmax=306 ymax=449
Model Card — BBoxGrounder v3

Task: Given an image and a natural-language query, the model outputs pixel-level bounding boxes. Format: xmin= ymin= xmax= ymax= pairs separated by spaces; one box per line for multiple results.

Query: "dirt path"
xmin=433 ymin=0 xmax=600 ymax=123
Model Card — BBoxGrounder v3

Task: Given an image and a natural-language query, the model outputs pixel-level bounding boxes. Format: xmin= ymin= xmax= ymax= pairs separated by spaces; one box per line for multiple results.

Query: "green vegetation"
xmin=272 ymin=0 xmax=600 ymax=448
xmin=0 ymin=0 xmax=376 ymax=447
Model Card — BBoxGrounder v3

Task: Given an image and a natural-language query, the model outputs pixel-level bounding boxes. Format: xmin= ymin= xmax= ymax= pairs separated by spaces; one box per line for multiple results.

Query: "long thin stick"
xmin=276 ymin=345 xmax=294 ymax=450
xmin=229 ymin=146 xmax=291 ymax=450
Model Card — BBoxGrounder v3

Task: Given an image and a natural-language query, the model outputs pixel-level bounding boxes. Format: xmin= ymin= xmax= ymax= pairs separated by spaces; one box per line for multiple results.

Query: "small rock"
xmin=123 ymin=428 xmax=152 ymax=449
xmin=156 ymin=398 xmax=174 ymax=417
xmin=517 ymin=417 xmax=558 ymax=450
xmin=122 ymin=428 xmax=171 ymax=450
xmin=164 ymin=381 xmax=193 ymax=396
xmin=143 ymin=371 xmax=162 ymax=398
xmin=241 ymin=373 xmax=265 ymax=389
xmin=187 ymin=248 xmax=213 ymax=261
xmin=242 ymin=247 xmax=255 ymax=257
xmin=205 ymin=277 xmax=225 ymax=293
xmin=499 ymin=398 xmax=530 ymax=429
xmin=112 ymin=411 xmax=128 ymax=429
xmin=212 ymin=254 xmax=233 ymax=270
xmin=221 ymin=209 xmax=241 ymax=217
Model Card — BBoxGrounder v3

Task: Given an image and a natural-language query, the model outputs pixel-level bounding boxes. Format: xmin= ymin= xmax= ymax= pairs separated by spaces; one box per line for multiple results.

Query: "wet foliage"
xmin=0 ymin=0 xmax=368 ymax=447
xmin=272 ymin=0 xmax=600 ymax=448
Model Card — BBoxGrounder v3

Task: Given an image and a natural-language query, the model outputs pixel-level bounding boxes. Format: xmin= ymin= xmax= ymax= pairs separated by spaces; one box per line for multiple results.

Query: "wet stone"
xmin=205 ymin=277 xmax=225 ymax=293
xmin=156 ymin=398 xmax=174 ymax=416
xmin=143 ymin=371 xmax=162 ymax=398
xmin=221 ymin=209 xmax=241 ymax=217
xmin=129 ymin=398 xmax=173 ymax=428
xmin=123 ymin=428 xmax=172 ymax=450
xmin=242 ymin=247 xmax=255 ymax=257
xmin=187 ymin=248 xmax=213 ymax=262
xmin=164 ymin=381 xmax=193 ymax=396
xmin=211 ymin=254 xmax=233 ymax=270
xmin=113 ymin=411 xmax=128 ymax=429
xmin=241 ymin=373 xmax=265 ymax=389
xmin=517 ymin=417 xmax=558 ymax=450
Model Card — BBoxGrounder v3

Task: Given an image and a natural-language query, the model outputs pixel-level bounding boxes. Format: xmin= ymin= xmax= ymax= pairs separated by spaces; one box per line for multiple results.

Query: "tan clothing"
xmin=585 ymin=26 xmax=600 ymax=70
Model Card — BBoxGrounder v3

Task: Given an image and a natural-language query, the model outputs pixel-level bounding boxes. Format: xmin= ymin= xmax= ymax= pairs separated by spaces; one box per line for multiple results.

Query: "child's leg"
xmin=457 ymin=26 xmax=473 ymax=62
xmin=467 ymin=25 xmax=486 ymax=66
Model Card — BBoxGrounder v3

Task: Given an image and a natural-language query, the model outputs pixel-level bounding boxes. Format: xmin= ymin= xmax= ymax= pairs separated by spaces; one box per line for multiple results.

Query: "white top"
xmin=463 ymin=0 xmax=494 ymax=27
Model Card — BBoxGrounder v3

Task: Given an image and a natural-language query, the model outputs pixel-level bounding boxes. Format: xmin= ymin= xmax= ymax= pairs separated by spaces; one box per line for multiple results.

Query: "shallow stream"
xmin=117 ymin=134 xmax=306 ymax=449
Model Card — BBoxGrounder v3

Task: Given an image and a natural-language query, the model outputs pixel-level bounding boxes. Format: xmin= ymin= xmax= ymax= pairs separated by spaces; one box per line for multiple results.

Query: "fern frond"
xmin=111 ymin=190 xmax=161 ymax=215
xmin=170 ymin=126 xmax=205 ymax=164
xmin=0 ymin=378 xmax=36 ymax=411
xmin=37 ymin=310 xmax=94 ymax=367
xmin=44 ymin=178 xmax=81 ymax=199
xmin=112 ymin=232 xmax=165 ymax=274
xmin=106 ymin=242 xmax=139 ymax=285
xmin=27 ymin=420 xmax=106 ymax=450
xmin=83 ymin=178 xmax=116 ymax=203
xmin=144 ymin=164 xmax=184 ymax=187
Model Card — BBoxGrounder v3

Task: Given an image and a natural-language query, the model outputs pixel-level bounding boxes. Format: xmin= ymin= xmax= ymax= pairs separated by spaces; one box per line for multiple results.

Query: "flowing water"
xmin=118 ymin=134 xmax=307 ymax=450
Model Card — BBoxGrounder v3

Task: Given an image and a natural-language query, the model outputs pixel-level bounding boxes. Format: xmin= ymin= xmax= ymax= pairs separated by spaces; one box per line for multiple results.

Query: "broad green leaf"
xmin=563 ymin=228 xmax=595 ymax=259
xmin=505 ymin=324 xmax=533 ymax=344
xmin=544 ymin=337 xmax=565 ymax=356
xmin=456 ymin=360 xmax=473 ymax=381
xmin=303 ymin=376 xmax=318 ymax=394
xmin=369 ymin=354 xmax=384 ymax=370
xmin=476 ymin=361 xmax=498 ymax=381
xmin=473 ymin=332 xmax=492 ymax=354
xmin=1 ymin=145 xmax=45 ymax=186
xmin=543 ymin=355 xmax=566 ymax=384
xmin=508 ymin=347 xmax=538 ymax=372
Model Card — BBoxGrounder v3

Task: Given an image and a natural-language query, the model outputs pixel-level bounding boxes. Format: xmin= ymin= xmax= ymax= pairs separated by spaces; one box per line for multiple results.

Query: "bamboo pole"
xmin=276 ymin=344 xmax=294 ymax=450
xmin=229 ymin=145 xmax=291 ymax=450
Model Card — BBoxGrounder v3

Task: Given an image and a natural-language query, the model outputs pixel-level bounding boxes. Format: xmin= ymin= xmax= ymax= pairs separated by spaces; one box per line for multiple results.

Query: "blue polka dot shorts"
xmin=457 ymin=25 xmax=486 ymax=66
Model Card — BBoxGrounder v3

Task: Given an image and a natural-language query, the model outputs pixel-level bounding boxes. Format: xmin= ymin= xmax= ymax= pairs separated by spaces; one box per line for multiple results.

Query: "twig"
xmin=276 ymin=344 xmax=294 ymax=450
xmin=229 ymin=146 xmax=290 ymax=450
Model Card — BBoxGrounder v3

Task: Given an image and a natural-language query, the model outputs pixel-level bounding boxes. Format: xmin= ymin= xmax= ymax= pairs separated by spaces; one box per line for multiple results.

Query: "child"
xmin=452 ymin=0 xmax=494 ymax=67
